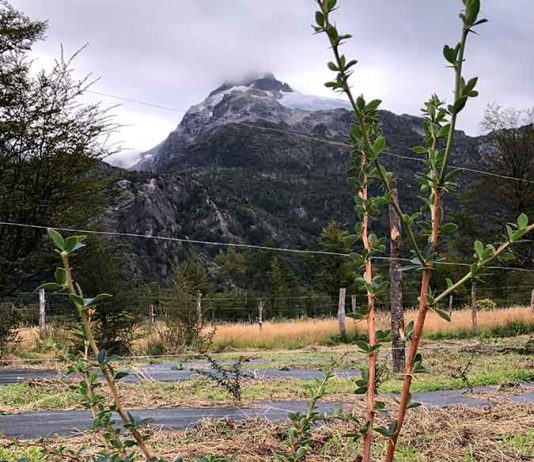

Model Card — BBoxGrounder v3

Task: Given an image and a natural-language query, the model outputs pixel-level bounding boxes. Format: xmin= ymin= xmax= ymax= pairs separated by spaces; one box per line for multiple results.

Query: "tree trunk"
xmin=389 ymin=180 xmax=405 ymax=373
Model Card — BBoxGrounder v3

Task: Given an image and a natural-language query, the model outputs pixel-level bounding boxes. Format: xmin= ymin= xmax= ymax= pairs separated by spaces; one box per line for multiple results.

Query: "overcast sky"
xmin=11 ymin=0 xmax=534 ymax=166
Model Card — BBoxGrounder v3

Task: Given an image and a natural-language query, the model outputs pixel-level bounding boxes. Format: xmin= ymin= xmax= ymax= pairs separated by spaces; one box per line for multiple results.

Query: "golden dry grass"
xmin=211 ymin=306 xmax=534 ymax=349
xmin=10 ymin=306 xmax=534 ymax=356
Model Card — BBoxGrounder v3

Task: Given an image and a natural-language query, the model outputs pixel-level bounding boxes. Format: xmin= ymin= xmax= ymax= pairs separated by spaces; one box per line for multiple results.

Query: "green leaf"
xmin=69 ymin=294 xmax=84 ymax=307
xmin=411 ymin=146 xmax=427 ymax=154
xmin=441 ymin=223 xmax=458 ymax=234
xmin=356 ymin=341 xmax=371 ymax=353
xmin=37 ymin=282 xmax=62 ymax=291
xmin=443 ymin=45 xmax=458 ymax=64
xmin=54 ymin=267 xmax=67 ymax=285
xmin=327 ymin=61 xmax=338 ymax=71
xmin=64 ymin=235 xmax=87 ymax=253
xmin=474 ymin=240 xmax=484 ymax=259
xmin=407 ymin=400 xmax=422 ymax=409
xmin=83 ymin=293 xmax=112 ymax=307
xmin=517 ymin=213 xmax=529 ymax=229
xmin=438 ymin=124 xmax=451 ymax=138
xmin=473 ymin=18 xmax=488 ymax=26
xmin=47 ymin=228 xmax=65 ymax=251
xmin=326 ymin=0 xmax=337 ymax=11
xmin=114 ymin=371 xmax=129 ymax=381
xmin=365 ymin=99 xmax=381 ymax=112
xmin=372 ymin=137 xmax=386 ymax=156
xmin=451 ymin=96 xmax=468 ymax=114
xmin=432 ymin=307 xmax=451 ymax=322
xmin=374 ymin=421 xmax=397 ymax=438
xmin=315 ymin=11 xmax=325 ymax=27
xmin=374 ymin=400 xmax=386 ymax=411
xmin=464 ymin=77 xmax=478 ymax=94
xmin=465 ymin=0 xmax=481 ymax=25
xmin=350 ymin=123 xmax=362 ymax=139
xmin=295 ymin=447 xmax=307 ymax=459
xmin=356 ymin=96 xmax=366 ymax=111
xmin=347 ymin=312 xmax=368 ymax=321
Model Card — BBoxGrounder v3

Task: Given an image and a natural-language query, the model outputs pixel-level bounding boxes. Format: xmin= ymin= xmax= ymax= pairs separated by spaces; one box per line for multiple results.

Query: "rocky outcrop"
xmin=105 ymin=74 xmax=486 ymax=281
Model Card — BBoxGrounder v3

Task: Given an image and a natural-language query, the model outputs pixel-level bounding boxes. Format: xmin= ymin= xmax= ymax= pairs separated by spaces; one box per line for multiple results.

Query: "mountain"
xmin=105 ymin=73 xmax=485 ymax=282
xmin=132 ymin=72 xmax=354 ymax=172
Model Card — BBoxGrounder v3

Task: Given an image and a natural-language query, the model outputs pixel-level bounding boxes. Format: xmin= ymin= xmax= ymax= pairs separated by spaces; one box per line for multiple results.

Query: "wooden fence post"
xmin=531 ymin=289 xmax=534 ymax=312
xmin=338 ymin=288 xmax=347 ymax=337
xmin=148 ymin=304 xmax=155 ymax=325
xmin=389 ymin=179 xmax=405 ymax=373
xmin=351 ymin=294 xmax=356 ymax=314
xmin=449 ymin=295 xmax=453 ymax=314
xmin=258 ymin=301 xmax=264 ymax=330
xmin=39 ymin=289 xmax=46 ymax=339
xmin=196 ymin=291 xmax=202 ymax=324
xmin=471 ymin=282 xmax=478 ymax=335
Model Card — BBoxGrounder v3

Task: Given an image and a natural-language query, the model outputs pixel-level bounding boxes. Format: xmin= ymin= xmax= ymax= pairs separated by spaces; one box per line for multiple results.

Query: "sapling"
xmin=314 ymin=1 xmax=534 ymax=461
xmin=39 ymin=229 xmax=237 ymax=462
xmin=313 ymin=1 xmax=392 ymax=459
xmin=274 ymin=358 xmax=341 ymax=462
xmin=41 ymin=229 xmax=156 ymax=461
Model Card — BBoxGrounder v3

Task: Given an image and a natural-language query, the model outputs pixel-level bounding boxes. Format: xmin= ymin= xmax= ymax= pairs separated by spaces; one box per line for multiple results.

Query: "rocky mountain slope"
xmin=105 ymin=74 xmax=485 ymax=281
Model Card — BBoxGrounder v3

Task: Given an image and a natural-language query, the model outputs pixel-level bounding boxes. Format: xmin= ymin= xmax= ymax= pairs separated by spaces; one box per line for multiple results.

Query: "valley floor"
xmin=1 ymin=335 xmax=534 ymax=461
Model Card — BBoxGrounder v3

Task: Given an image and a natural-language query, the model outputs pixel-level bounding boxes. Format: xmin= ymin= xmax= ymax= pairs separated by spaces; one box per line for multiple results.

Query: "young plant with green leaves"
xmin=274 ymin=359 xmax=340 ymax=462
xmin=313 ymin=1 xmax=392 ymax=459
xmin=41 ymin=229 xmax=158 ymax=461
xmin=315 ymin=0 xmax=534 ymax=461
xmin=37 ymin=229 xmax=238 ymax=462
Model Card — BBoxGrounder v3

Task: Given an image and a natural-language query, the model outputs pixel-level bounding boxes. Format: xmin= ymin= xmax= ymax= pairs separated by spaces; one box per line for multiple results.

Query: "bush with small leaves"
xmin=477 ymin=298 xmax=497 ymax=310
xmin=193 ymin=354 xmax=244 ymax=402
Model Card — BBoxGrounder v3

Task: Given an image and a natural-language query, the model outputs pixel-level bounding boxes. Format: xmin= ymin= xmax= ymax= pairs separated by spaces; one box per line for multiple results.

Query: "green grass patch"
xmin=500 ymin=431 xmax=534 ymax=458
xmin=0 ymin=446 xmax=46 ymax=462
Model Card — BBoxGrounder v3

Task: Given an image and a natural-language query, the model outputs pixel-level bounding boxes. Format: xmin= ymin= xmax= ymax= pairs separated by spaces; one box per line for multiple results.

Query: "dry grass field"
xmin=10 ymin=306 xmax=534 ymax=358
xmin=2 ymin=401 xmax=534 ymax=461
xmin=208 ymin=306 xmax=534 ymax=350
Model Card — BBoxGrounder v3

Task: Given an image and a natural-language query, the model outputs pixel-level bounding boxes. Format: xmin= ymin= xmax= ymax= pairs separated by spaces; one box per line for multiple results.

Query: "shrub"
xmin=159 ymin=258 xmax=214 ymax=353
xmin=477 ymin=298 xmax=497 ymax=310
xmin=193 ymin=354 xmax=244 ymax=402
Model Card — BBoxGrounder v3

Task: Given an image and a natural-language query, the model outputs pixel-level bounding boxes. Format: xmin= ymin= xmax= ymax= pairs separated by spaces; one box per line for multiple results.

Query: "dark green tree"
xmin=214 ymin=246 xmax=249 ymax=291
xmin=314 ymin=221 xmax=354 ymax=298
xmin=74 ymin=237 xmax=139 ymax=354
xmin=159 ymin=250 xmax=213 ymax=352
xmin=0 ymin=1 xmax=116 ymax=293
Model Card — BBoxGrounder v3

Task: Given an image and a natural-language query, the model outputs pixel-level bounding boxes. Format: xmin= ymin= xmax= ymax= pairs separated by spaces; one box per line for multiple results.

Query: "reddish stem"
xmin=385 ymin=188 xmax=441 ymax=461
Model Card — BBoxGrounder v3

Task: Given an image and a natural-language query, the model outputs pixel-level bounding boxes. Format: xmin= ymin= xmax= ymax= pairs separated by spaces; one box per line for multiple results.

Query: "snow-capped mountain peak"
xmin=132 ymin=73 xmax=353 ymax=171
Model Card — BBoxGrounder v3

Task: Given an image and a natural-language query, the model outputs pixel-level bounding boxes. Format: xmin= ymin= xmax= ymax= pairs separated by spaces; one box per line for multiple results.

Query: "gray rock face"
xmin=104 ymin=74 xmax=486 ymax=281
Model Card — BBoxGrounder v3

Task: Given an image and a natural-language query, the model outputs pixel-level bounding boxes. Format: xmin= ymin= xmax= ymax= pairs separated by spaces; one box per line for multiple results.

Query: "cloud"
xmin=11 ymin=0 xmax=534 ymax=166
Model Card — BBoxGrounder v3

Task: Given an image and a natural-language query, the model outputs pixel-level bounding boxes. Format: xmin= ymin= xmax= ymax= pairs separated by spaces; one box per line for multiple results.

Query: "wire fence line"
xmin=1 ymin=220 xmax=534 ymax=275
xmin=4 ymin=283 xmax=532 ymax=330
